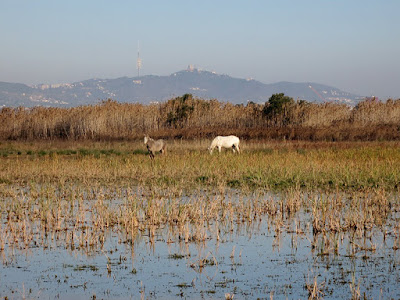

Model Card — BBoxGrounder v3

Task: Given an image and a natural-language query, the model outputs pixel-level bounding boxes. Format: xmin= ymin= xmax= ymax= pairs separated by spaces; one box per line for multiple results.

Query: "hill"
xmin=0 ymin=68 xmax=362 ymax=107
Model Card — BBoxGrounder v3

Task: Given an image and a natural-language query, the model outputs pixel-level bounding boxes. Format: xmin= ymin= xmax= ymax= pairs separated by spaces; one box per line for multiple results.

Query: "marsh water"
xmin=1 ymin=187 xmax=400 ymax=299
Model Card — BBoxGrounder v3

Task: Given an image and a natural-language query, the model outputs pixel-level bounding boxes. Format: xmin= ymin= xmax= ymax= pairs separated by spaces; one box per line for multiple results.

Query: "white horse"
xmin=208 ymin=135 xmax=240 ymax=154
xmin=144 ymin=135 xmax=166 ymax=159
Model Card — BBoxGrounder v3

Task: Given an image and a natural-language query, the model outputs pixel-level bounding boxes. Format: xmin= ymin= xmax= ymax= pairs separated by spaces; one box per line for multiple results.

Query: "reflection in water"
xmin=0 ymin=184 xmax=399 ymax=298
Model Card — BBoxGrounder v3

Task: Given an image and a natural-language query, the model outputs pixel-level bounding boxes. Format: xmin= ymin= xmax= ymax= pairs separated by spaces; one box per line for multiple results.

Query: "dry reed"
xmin=1 ymin=96 xmax=400 ymax=141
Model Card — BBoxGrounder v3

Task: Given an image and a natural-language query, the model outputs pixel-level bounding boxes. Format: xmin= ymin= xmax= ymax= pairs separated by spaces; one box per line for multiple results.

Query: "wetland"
xmin=1 ymin=140 xmax=400 ymax=299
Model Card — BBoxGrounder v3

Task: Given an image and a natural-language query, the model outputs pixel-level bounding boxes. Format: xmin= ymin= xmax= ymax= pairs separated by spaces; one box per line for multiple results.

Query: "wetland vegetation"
xmin=1 ymin=94 xmax=400 ymax=298
xmin=1 ymin=139 xmax=400 ymax=299
xmin=1 ymin=94 xmax=400 ymax=141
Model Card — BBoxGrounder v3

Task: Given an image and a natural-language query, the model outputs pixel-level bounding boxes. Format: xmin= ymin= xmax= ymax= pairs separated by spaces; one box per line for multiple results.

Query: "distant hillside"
xmin=0 ymin=68 xmax=363 ymax=107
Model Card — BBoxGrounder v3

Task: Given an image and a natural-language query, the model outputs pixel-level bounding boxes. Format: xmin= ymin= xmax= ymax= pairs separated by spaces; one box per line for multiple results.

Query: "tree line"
xmin=1 ymin=93 xmax=400 ymax=141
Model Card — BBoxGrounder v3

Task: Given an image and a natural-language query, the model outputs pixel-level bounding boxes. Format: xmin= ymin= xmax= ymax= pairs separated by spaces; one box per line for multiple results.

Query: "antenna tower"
xmin=137 ymin=41 xmax=142 ymax=77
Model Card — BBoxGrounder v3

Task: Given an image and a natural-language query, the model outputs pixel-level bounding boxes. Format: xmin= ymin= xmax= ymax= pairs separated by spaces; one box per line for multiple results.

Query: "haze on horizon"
xmin=1 ymin=0 xmax=399 ymax=100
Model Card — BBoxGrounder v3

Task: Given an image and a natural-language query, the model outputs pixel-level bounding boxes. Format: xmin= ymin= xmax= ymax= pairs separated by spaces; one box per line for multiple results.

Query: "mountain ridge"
xmin=0 ymin=68 xmax=363 ymax=107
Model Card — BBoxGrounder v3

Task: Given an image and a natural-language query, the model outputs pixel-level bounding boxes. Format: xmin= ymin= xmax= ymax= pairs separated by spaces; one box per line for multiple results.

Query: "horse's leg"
xmin=147 ymin=145 xmax=153 ymax=159
xmin=232 ymin=145 xmax=236 ymax=153
xmin=149 ymin=151 xmax=154 ymax=159
xmin=236 ymin=144 xmax=240 ymax=154
xmin=218 ymin=146 xmax=221 ymax=153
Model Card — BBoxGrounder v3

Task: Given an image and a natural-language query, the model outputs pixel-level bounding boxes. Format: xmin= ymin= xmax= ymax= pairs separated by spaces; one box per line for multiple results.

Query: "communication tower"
xmin=137 ymin=41 xmax=142 ymax=77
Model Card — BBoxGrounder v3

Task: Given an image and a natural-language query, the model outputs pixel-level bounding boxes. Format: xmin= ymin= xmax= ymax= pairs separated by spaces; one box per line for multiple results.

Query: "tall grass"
xmin=1 ymin=96 xmax=400 ymax=141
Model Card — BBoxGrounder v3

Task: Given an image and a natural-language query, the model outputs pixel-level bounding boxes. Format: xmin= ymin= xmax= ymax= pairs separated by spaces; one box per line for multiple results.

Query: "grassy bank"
xmin=0 ymin=140 xmax=399 ymax=191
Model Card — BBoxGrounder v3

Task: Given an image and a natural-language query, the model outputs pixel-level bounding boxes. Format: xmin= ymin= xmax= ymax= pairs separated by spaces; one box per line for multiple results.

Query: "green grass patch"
xmin=73 ymin=265 xmax=99 ymax=272
xmin=132 ymin=149 xmax=148 ymax=155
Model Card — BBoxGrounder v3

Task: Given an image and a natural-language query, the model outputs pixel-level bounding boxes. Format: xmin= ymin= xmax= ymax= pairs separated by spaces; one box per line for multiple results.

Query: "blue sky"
xmin=1 ymin=0 xmax=399 ymax=99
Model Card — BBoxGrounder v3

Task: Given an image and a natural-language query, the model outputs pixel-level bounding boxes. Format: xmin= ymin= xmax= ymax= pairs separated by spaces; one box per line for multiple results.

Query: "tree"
xmin=263 ymin=93 xmax=295 ymax=126
xmin=165 ymin=94 xmax=195 ymax=128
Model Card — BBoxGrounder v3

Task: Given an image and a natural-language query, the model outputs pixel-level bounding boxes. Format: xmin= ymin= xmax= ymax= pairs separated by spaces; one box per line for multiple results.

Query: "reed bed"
xmin=1 ymin=96 xmax=400 ymax=141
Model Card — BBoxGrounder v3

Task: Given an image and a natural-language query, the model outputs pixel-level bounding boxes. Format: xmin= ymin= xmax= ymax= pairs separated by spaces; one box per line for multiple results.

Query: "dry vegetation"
xmin=1 ymin=94 xmax=400 ymax=141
